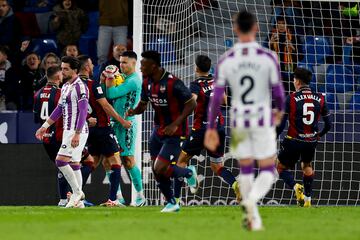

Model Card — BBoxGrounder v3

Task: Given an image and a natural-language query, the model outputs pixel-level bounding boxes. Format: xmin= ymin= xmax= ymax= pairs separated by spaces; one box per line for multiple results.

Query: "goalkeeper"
xmin=101 ymin=51 xmax=145 ymax=207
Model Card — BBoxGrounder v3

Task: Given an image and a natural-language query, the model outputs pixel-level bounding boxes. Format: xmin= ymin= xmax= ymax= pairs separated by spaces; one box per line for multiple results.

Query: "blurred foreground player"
xmin=33 ymin=65 xmax=69 ymax=206
xmin=103 ymin=51 xmax=146 ymax=207
xmin=175 ymin=55 xmax=240 ymax=203
xmin=35 ymin=56 xmax=89 ymax=208
xmin=127 ymin=51 xmax=197 ymax=212
xmin=77 ymin=55 xmax=132 ymax=207
xmin=205 ymin=11 xmax=285 ymax=230
xmin=276 ymin=68 xmax=332 ymax=207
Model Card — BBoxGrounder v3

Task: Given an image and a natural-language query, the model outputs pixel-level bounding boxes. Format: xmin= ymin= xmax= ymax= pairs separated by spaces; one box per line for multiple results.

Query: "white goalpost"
xmin=134 ymin=0 xmax=360 ymax=206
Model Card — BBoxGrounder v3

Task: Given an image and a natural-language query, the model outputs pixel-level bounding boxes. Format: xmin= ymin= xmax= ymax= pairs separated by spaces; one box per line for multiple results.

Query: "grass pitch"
xmin=0 ymin=206 xmax=359 ymax=240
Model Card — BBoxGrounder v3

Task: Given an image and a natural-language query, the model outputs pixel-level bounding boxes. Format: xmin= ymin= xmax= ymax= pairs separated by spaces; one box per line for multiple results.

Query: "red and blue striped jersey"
xmin=33 ymin=83 xmax=63 ymax=143
xmin=141 ymin=71 xmax=192 ymax=137
xmin=286 ymin=87 xmax=330 ymax=142
xmin=190 ymin=75 xmax=224 ymax=130
xmin=80 ymin=75 xmax=110 ymax=128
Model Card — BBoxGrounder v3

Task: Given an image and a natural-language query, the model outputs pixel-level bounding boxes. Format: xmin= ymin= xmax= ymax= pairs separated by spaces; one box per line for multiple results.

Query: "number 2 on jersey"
xmin=240 ymin=76 xmax=254 ymax=104
xmin=303 ymin=102 xmax=315 ymax=125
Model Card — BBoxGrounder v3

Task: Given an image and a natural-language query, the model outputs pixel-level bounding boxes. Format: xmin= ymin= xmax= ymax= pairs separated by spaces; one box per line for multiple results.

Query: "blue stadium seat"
xmin=301 ymin=36 xmax=332 ymax=65
xmin=83 ymin=11 xmax=99 ymax=38
xmin=348 ymin=92 xmax=360 ymax=111
xmin=147 ymin=36 xmax=176 ymax=65
xmin=343 ymin=44 xmax=352 ymax=65
xmin=30 ymin=38 xmax=58 ymax=58
xmin=325 ymin=64 xmax=354 ymax=93
xmin=325 ymin=93 xmax=339 ymax=110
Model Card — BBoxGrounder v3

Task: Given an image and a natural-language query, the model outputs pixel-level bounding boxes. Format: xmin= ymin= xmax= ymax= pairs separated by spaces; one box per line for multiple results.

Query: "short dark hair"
xmin=195 ymin=55 xmax=211 ymax=73
xmin=121 ymin=51 xmax=137 ymax=60
xmin=235 ymin=10 xmax=256 ymax=34
xmin=294 ymin=68 xmax=312 ymax=85
xmin=46 ymin=65 xmax=62 ymax=79
xmin=61 ymin=56 xmax=80 ymax=71
xmin=276 ymin=16 xmax=286 ymax=24
xmin=77 ymin=55 xmax=91 ymax=70
xmin=0 ymin=45 xmax=10 ymax=56
xmin=141 ymin=51 xmax=161 ymax=67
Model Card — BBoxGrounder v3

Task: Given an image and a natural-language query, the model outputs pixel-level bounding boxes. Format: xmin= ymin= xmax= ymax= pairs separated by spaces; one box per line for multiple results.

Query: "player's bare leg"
xmin=100 ymin=153 xmax=124 ymax=207
xmin=122 ymin=156 xmax=146 ymax=206
xmin=55 ymin=155 xmax=84 ymax=208
xmin=210 ymin=161 xmax=241 ymax=203
xmin=301 ymin=162 xmax=314 ymax=207
xmin=277 ymin=161 xmax=304 ymax=206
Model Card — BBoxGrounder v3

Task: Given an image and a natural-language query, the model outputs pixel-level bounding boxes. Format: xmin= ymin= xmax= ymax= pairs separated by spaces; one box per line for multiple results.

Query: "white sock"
xmin=238 ymin=174 xmax=254 ymax=200
xmin=137 ymin=190 xmax=144 ymax=198
xmin=248 ymin=171 xmax=275 ymax=203
xmin=305 ymin=196 xmax=311 ymax=201
xmin=73 ymin=169 xmax=83 ymax=192
xmin=58 ymin=165 xmax=81 ymax=194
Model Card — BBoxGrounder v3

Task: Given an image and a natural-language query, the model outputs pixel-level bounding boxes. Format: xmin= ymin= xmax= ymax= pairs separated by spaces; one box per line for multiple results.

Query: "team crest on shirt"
xmin=160 ymin=85 xmax=166 ymax=93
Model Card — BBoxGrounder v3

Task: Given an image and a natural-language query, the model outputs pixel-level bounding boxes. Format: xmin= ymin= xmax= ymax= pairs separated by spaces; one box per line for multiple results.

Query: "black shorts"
xmin=182 ymin=127 xmax=225 ymax=158
xmin=278 ymin=137 xmax=317 ymax=169
xmin=43 ymin=142 xmax=61 ymax=162
xmin=87 ymin=126 xmax=120 ymax=157
xmin=149 ymin=129 xmax=182 ymax=162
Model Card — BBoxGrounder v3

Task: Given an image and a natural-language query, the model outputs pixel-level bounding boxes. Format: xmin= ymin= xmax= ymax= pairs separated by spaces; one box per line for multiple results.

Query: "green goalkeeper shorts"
xmin=113 ymin=120 xmax=137 ymax=157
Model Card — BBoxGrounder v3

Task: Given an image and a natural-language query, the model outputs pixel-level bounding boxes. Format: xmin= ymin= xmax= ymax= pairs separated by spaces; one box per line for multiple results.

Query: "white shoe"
xmin=241 ymin=200 xmax=263 ymax=231
xmin=75 ymin=200 xmax=85 ymax=209
xmin=57 ymin=199 xmax=68 ymax=207
xmin=160 ymin=202 xmax=180 ymax=213
xmin=66 ymin=191 xmax=85 ymax=208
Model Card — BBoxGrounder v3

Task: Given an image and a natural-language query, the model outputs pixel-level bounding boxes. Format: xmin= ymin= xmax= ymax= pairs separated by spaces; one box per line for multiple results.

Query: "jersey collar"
xmin=298 ymin=86 xmax=311 ymax=92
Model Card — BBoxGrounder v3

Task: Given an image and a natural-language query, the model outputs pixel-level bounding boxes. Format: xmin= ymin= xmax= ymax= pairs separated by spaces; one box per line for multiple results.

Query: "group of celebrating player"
xmin=34 ymin=9 xmax=332 ymax=231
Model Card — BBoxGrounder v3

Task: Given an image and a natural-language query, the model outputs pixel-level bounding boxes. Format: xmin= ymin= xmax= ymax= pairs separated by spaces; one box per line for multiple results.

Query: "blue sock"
xmin=109 ymin=164 xmax=121 ymax=201
xmin=173 ymin=177 xmax=183 ymax=199
xmin=303 ymin=173 xmax=314 ymax=197
xmin=156 ymin=176 xmax=176 ymax=204
xmin=57 ymin=171 xmax=69 ymax=199
xmin=166 ymin=165 xmax=193 ymax=179
xmin=217 ymin=167 xmax=236 ymax=186
xmin=81 ymin=162 xmax=94 ymax=187
xmin=279 ymin=169 xmax=296 ymax=189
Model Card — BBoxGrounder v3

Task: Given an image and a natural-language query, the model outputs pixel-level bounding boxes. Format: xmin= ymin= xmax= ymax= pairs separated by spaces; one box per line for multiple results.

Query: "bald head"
xmin=113 ymin=44 xmax=127 ymax=61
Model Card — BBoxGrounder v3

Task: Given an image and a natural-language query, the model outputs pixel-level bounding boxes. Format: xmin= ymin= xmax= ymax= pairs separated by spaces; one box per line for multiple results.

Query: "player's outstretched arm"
xmin=35 ymin=104 xmax=61 ymax=140
xmin=97 ymin=98 xmax=131 ymax=129
xmin=106 ymin=79 xmax=135 ymax=100
xmin=127 ymin=101 xmax=148 ymax=116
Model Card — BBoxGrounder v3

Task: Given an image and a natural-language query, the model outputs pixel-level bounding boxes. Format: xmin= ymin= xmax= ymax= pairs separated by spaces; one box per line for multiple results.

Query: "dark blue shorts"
xmin=182 ymin=127 xmax=225 ymax=158
xmin=278 ymin=137 xmax=317 ymax=169
xmin=87 ymin=126 xmax=120 ymax=157
xmin=149 ymin=129 xmax=182 ymax=163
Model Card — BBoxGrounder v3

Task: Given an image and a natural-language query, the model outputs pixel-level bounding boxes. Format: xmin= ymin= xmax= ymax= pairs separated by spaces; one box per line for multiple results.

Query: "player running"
xmin=35 ymin=56 xmax=89 ymax=208
xmin=77 ymin=55 xmax=132 ymax=207
xmin=103 ymin=51 xmax=146 ymax=207
xmin=205 ymin=11 xmax=285 ymax=230
xmin=33 ymin=65 xmax=69 ymax=206
xmin=276 ymin=68 xmax=332 ymax=207
xmin=127 ymin=51 xmax=197 ymax=212
xmin=174 ymin=55 xmax=240 ymax=203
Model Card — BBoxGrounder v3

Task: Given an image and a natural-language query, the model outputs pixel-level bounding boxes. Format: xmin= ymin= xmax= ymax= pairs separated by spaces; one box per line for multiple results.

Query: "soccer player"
xmin=103 ymin=51 xmax=146 ymax=207
xmin=35 ymin=56 xmax=89 ymax=208
xmin=77 ymin=55 xmax=132 ymax=207
xmin=33 ymin=65 xmax=69 ymax=206
xmin=205 ymin=11 xmax=285 ymax=230
xmin=127 ymin=50 xmax=197 ymax=212
xmin=276 ymin=68 xmax=332 ymax=207
xmin=174 ymin=55 xmax=240 ymax=202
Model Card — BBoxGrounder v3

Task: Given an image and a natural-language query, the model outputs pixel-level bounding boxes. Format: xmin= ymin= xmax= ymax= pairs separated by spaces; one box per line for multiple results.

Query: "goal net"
xmin=137 ymin=0 xmax=360 ymax=206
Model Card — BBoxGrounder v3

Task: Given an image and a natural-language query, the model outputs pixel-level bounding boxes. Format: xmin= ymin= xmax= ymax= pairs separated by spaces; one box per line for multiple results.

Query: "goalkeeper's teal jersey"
xmin=106 ymin=72 xmax=142 ymax=123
